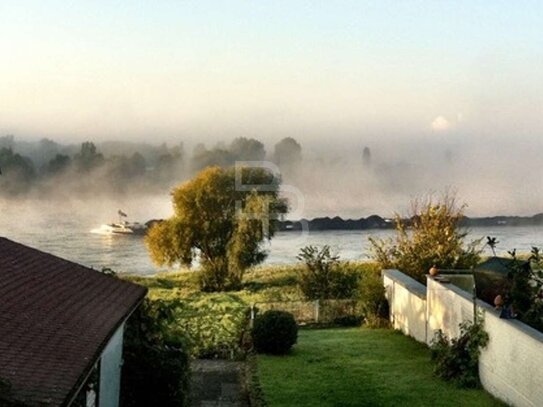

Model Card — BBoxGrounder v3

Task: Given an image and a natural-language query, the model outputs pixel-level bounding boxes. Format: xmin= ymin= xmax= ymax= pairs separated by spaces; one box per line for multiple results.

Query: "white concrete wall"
xmin=383 ymin=269 xmax=543 ymax=407
xmin=99 ymin=323 xmax=125 ymax=407
xmin=383 ymin=270 xmax=427 ymax=343
xmin=479 ymin=312 xmax=543 ymax=407
xmin=426 ymin=277 xmax=476 ymax=341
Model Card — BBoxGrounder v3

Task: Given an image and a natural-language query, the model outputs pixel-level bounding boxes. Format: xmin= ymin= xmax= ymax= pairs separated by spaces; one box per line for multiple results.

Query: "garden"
xmin=256 ymin=328 xmax=504 ymax=407
xmin=119 ymin=168 xmax=542 ymax=406
xmin=124 ymin=259 xmax=379 ymax=360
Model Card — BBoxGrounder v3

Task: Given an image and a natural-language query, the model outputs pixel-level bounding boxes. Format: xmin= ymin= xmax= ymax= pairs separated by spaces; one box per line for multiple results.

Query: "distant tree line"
xmin=190 ymin=136 xmax=302 ymax=174
xmin=0 ymin=135 xmax=304 ymax=198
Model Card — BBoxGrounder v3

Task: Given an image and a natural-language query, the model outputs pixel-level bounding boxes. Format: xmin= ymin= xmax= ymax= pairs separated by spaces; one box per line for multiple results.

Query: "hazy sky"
xmin=1 ymin=1 xmax=543 ymax=144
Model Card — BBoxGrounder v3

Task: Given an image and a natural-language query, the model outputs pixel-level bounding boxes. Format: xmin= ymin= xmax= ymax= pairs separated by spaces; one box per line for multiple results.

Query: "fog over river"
xmin=1 ymin=198 xmax=542 ymax=276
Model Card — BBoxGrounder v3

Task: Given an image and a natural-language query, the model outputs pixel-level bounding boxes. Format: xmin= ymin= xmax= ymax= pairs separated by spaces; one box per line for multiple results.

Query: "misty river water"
xmin=1 ymin=199 xmax=542 ymax=276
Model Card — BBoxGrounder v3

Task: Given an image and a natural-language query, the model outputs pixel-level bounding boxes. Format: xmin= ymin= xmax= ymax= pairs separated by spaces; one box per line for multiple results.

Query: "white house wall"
xmin=99 ymin=323 xmax=124 ymax=407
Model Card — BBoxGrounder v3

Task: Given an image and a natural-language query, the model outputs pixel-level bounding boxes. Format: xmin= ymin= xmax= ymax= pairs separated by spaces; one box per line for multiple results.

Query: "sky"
xmin=1 ymin=1 xmax=543 ymax=145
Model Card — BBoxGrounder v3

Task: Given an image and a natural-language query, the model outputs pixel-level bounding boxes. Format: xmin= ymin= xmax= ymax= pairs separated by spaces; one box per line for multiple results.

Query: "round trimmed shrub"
xmin=253 ymin=310 xmax=298 ymax=355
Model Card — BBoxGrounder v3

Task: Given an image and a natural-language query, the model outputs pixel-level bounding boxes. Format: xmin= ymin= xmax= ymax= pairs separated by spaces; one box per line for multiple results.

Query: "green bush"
xmin=369 ymin=194 xmax=482 ymax=284
xmin=297 ymin=246 xmax=361 ymax=300
xmin=253 ymin=310 xmax=298 ymax=354
xmin=176 ymin=293 xmax=249 ymax=358
xmin=506 ymin=247 xmax=543 ymax=331
xmin=330 ymin=262 xmax=363 ymax=299
xmin=486 ymin=239 xmax=543 ymax=332
xmin=121 ymin=299 xmax=190 ymax=407
xmin=430 ymin=317 xmax=489 ymax=388
xmin=359 ymin=269 xmax=389 ymax=328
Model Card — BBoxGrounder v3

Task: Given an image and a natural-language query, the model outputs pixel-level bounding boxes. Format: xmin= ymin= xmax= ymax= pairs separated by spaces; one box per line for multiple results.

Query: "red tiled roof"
xmin=0 ymin=237 xmax=147 ymax=406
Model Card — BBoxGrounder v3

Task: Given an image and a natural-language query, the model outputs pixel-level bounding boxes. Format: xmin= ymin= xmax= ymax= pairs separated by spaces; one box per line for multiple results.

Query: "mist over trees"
xmin=229 ymin=137 xmax=266 ymax=161
xmin=0 ymin=135 xmax=187 ymax=198
xmin=0 ymin=134 xmax=307 ymax=200
xmin=190 ymin=137 xmax=267 ymax=172
xmin=191 ymin=144 xmax=235 ymax=173
xmin=1 ymin=132 xmax=542 ymax=217
xmin=273 ymin=137 xmax=302 ymax=177
xmin=0 ymin=146 xmax=36 ymax=195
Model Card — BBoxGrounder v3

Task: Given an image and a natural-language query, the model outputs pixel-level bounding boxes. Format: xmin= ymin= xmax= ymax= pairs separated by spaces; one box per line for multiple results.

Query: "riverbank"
xmin=276 ymin=213 xmax=543 ymax=231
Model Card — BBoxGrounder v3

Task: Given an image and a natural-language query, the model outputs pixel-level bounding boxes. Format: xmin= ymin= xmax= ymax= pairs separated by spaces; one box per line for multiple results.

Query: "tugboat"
xmin=92 ymin=210 xmax=148 ymax=236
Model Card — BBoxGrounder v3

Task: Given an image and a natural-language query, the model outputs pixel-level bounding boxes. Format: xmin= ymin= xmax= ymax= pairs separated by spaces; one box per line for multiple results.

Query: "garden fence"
xmin=250 ymin=299 xmax=361 ymax=325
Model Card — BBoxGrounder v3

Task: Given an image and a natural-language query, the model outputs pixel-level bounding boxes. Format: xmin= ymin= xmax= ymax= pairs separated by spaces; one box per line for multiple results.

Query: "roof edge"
xmin=64 ymin=286 xmax=147 ymax=407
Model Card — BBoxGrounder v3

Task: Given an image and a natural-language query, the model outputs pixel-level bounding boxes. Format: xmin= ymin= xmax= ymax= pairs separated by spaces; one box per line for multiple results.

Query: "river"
xmin=1 ymin=199 xmax=542 ymax=276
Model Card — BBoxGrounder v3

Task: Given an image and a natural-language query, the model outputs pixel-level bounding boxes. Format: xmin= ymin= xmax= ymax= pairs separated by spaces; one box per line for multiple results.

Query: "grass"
xmin=258 ymin=328 xmax=505 ymax=407
xmin=123 ymin=262 xmax=378 ymax=304
xmin=121 ymin=263 xmax=376 ymax=357
xmin=123 ymin=265 xmax=302 ymax=303
xmin=121 ymin=263 xmax=379 ymax=357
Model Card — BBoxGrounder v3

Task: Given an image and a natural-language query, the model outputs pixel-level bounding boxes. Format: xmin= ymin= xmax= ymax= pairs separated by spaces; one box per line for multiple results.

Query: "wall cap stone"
xmin=382 ymin=269 xmax=427 ymax=299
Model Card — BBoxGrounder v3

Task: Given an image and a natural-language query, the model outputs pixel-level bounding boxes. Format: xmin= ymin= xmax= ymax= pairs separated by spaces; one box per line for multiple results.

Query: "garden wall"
xmin=383 ymin=269 xmax=543 ymax=407
xmin=383 ymin=270 xmax=427 ymax=343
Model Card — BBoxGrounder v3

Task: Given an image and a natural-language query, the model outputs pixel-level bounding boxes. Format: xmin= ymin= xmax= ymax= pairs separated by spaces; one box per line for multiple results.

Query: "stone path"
xmin=190 ymin=360 xmax=248 ymax=407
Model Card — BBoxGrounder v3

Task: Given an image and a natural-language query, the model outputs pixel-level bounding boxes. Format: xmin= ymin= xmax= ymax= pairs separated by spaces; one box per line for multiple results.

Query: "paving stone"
xmin=190 ymin=360 xmax=248 ymax=407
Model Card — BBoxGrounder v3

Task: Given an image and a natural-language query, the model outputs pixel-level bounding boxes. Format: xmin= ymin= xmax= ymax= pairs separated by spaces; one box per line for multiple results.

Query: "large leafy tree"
xmin=145 ymin=166 xmax=287 ymax=291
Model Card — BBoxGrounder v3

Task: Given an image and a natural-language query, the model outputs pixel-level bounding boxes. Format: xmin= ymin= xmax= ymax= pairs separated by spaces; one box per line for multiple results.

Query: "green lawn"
xmin=258 ymin=328 xmax=505 ymax=407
